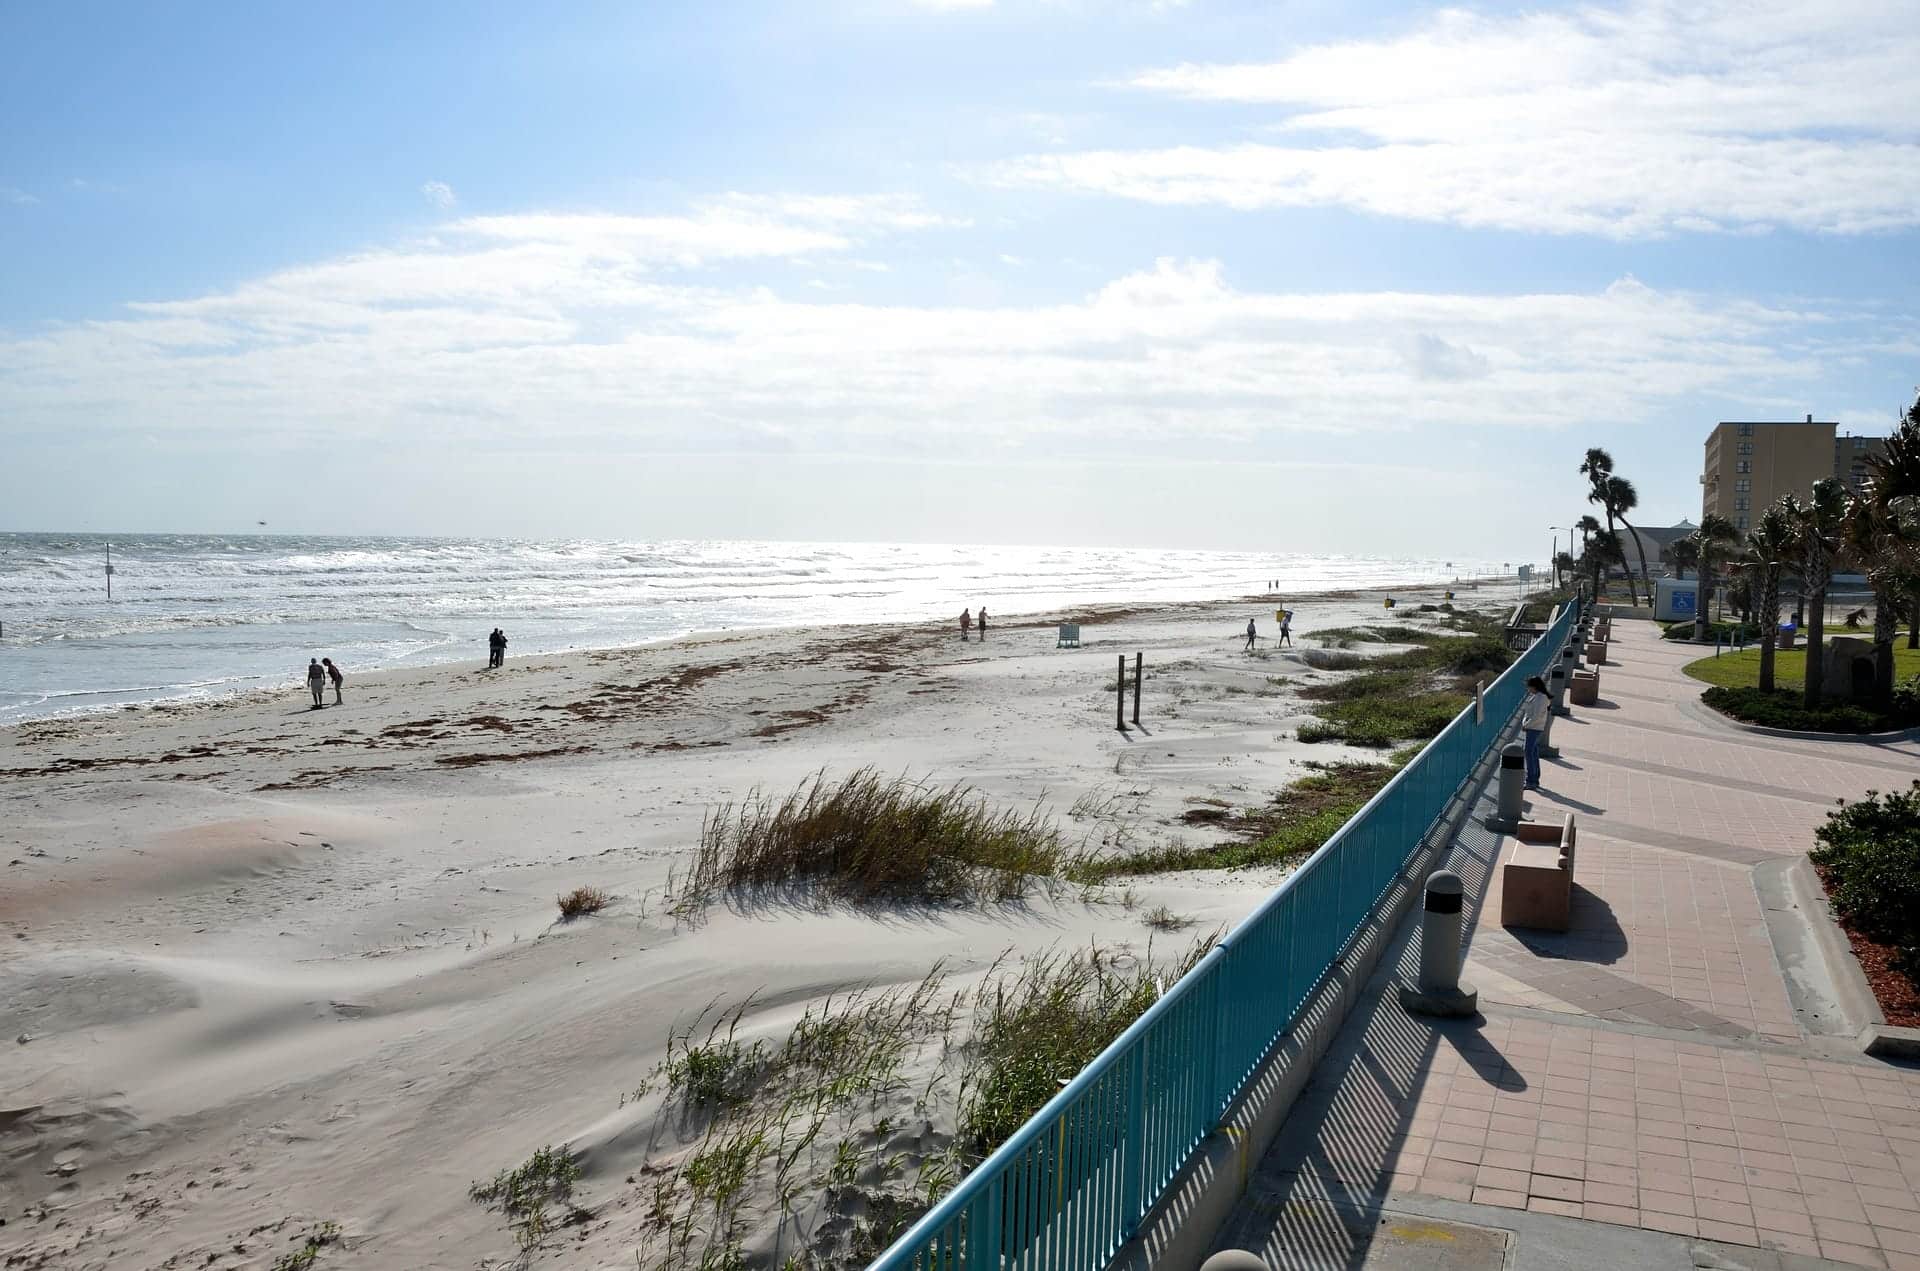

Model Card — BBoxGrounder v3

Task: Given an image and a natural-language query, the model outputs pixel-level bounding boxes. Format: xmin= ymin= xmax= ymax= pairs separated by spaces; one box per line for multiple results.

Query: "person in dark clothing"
xmin=306 ymin=658 xmax=326 ymax=709
xmin=1279 ymin=611 xmax=1293 ymax=647
xmin=1245 ymin=618 xmax=1257 ymax=651
xmin=976 ymin=607 xmax=988 ymax=640
xmin=322 ymin=657 xmax=344 ymax=705
xmin=959 ymin=609 xmax=971 ymax=641
xmin=488 ymin=628 xmax=507 ymax=668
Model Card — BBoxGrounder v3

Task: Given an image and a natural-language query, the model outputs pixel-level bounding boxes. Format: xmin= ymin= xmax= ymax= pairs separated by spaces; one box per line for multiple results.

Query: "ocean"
xmin=0 ymin=533 xmax=1511 ymax=723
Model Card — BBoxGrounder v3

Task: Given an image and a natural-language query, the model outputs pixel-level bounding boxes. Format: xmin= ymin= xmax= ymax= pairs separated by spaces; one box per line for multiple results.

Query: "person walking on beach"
xmin=1279 ymin=610 xmax=1294 ymax=647
xmin=322 ymin=657 xmax=343 ymax=705
xmin=1245 ymin=617 xmax=1257 ymax=652
xmin=959 ymin=609 xmax=971 ymax=641
xmin=976 ymin=606 xmax=988 ymax=640
xmin=1520 ymin=675 xmax=1550 ymax=790
xmin=306 ymin=658 xmax=326 ymax=709
xmin=487 ymin=628 xmax=507 ymax=668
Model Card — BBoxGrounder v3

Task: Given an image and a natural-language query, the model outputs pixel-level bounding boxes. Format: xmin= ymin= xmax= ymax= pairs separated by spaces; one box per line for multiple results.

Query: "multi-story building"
xmin=1836 ymin=432 xmax=1890 ymax=496
xmin=1700 ymin=416 xmax=1885 ymax=532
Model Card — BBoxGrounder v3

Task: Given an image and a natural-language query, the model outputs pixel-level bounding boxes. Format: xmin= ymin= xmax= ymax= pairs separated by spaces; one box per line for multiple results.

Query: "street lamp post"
xmin=1548 ymin=527 xmax=1568 ymax=591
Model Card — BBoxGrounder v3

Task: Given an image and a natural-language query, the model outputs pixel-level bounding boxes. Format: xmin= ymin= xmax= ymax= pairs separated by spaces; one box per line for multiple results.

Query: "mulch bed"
xmin=1814 ymin=863 xmax=1920 ymax=1028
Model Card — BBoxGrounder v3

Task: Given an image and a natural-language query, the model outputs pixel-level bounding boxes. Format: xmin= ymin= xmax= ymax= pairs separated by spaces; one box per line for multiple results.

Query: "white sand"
xmin=0 ymin=578 xmax=1526 ymax=1269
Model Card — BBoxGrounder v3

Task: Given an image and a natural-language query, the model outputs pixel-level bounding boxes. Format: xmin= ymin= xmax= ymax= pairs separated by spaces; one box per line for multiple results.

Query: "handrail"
xmin=868 ymin=600 xmax=1578 ymax=1271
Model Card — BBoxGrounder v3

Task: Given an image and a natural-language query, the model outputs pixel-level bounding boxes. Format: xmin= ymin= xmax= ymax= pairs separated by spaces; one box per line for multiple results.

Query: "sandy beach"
xmin=0 ymin=578 xmax=1524 ymax=1270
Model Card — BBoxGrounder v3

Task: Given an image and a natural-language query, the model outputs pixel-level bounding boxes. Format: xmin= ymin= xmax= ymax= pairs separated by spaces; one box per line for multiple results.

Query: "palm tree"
xmin=1669 ymin=537 xmax=1700 ymax=580
xmin=1839 ymin=495 xmax=1908 ymax=703
xmin=1781 ymin=479 xmax=1847 ymax=708
xmin=1855 ymin=397 xmax=1920 ymax=699
xmin=1604 ymin=474 xmax=1654 ymax=603
xmin=1739 ymin=505 xmax=1795 ymax=692
xmin=1554 ymin=550 xmax=1577 ymax=591
xmin=1579 ymin=449 xmax=1638 ymax=604
xmin=1692 ymin=514 xmax=1741 ymax=641
xmin=1573 ymin=513 xmax=1604 ymax=598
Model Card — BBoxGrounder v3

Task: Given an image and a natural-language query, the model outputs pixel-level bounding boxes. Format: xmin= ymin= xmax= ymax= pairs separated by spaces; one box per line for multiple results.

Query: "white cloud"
xmin=2 ymin=187 xmax=37 ymax=206
xmin=0 ymin=204 xmax=1877 ymax=460
xmin=1002 ymin=0 xmax=1920 ymax=237
xmin=420 ymin=180 xmax=457 ymax=208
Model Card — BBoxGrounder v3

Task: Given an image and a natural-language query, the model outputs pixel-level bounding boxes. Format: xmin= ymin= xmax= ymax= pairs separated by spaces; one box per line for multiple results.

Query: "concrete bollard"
xmin=1548 ymin=663 xmax=1569 ymax=716
xmin=1556 ymin=646 xmax=1578 ymax=712
xmin=1487 ymin=742 xmax=1525 ymax=830
xmin=1540 ymin=699 xmax=1559 ymax=758
xmin=1400 ymin=870 xmax=1479 ymax=1018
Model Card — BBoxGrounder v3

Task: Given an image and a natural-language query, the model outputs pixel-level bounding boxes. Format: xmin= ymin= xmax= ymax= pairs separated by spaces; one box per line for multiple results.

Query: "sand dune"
xmin=0 ymin=580 xmax=1523 ymax=1269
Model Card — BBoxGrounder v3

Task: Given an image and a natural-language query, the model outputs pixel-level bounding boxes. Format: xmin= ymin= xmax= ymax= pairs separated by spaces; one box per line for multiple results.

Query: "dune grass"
xmin=958 ymin=937 xmax=1217 ymax=1155
xmin=1294 ymin=621 xmax=1512 ymax=748
xmin=556 ymin=885 xmax=609 ymax=919
xmin=1071 ymin=760 xmax=1399 ymax=880
xmin=673 ymin=768 xmax=1072 ymax=908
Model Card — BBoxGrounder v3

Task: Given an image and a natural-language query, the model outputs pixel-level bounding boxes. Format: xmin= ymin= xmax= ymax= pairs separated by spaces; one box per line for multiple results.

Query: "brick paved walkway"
xmin=1217 ymin=617 xmax=1920 ymax=1269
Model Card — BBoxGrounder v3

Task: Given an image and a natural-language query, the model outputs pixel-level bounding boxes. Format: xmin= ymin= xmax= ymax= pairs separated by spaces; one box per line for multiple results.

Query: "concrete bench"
xmin=1570 ymin=668 xmax=1599 ymax=706
xmin=1056 ymin=623 xmax=1081 ymax=648
xmin=1500 ymin=813 xmax=1578 ymax=932
xmin=1584 ymin=640 xmax=1608 ymax=665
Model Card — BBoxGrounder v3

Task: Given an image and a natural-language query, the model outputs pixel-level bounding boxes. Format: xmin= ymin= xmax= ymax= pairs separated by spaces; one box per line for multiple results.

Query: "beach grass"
xmin=673 ymin=768 xmax=1072 ymax=907
xmin=555 ymin=885 xmax=609 ymax=919
xmin=957 ymin=936 xmax=1218 ymax=1155
xmin=1294 ymin=621 xmax=1511 ymax=748
xmin=1070 ymin=760 xmax=1399 ymax=880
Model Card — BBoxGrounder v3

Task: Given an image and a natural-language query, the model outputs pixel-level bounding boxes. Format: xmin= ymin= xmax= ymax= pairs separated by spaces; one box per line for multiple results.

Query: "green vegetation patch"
xmin=674 ymin=768 xmax=1071 ymax=908
xmin=1683 ymin=645 xmax=1920 ymax=689
xmin=1072 ymin=761 xmax=1398 ymax=880
xmin=1811 ymin=783 xmax=1920 ymax=984
xmin=469 ymin=1146 xmax=583 ymax=1251
xmin=1294 ymin=621 xmax=1513 ymax=748
xmin=958 ymin=938 xmax=1216 ymax=1154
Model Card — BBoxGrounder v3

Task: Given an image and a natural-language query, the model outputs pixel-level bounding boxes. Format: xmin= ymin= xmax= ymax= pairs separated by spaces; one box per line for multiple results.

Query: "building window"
xmin=1854 ymin=437 xmax=1868 ymax=449
xmin=1737 ymin=441 xmax=1754 ymax=456
xmin=1734 ymin=496 xmax=1750 ymax=511
xmin=1738 ymin=424 xmax=1754 ymax=437
xmin=1737 ymin=460 xmax=1751 ymax=473
xmin=1735 ymin=479 xmax=1750 ymax=493
xmin=1737 ymin=515 xmax=1749 ymax=530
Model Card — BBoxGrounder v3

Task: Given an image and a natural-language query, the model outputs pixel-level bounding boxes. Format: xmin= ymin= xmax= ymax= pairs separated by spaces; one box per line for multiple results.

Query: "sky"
xmin=2 ymin=0 xmax=1917 ymax=560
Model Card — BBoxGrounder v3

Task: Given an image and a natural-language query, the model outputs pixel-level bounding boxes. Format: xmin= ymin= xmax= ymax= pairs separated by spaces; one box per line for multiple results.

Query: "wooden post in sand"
xmin=1116 ymin=655 xmax=1127 ymax=731
xmin=1132 ymin=653 xmax=1142 ymax=726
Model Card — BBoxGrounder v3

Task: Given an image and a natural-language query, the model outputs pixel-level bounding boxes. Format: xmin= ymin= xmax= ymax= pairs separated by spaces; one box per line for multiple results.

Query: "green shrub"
xmin=1700 ymin=686 xmax=1884 ymax=734
xmin=1662 ymin=619 xmax=1756 ymax=642
xmin=1811 ymin=784 xmax=1920 ymax=977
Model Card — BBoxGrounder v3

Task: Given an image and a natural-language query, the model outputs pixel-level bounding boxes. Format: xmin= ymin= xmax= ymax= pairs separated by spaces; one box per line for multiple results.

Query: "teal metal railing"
xmin=869 ymin=601 xmax=1578 ymax=1271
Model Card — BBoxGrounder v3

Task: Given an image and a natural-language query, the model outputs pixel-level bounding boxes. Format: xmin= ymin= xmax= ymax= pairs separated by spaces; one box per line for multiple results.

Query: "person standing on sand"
xmin=959 ymin=609 xmax=971 ymax=641
xmin=1245 ymin=617 xmax=1257 ymax=652
xmin=1520 ymin=675 xmax=1549 ymax=790
xmin=488 ymin=628 xmax=507 ymax=668
xmin=1279 ymin=611 xmax=1293 ymax=647
xmin=322 ymin=657 xmax=343 ymax=705
xmin=306 ymin=658 xmax=326 ymax=709
xmin=976 ymin=607 xmax=988 ymax=640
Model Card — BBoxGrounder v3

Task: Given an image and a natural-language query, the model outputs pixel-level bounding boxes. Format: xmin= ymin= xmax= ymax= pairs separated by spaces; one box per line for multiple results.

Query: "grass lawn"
xmin=1683 ymin=644 xmax=1920 ymax=689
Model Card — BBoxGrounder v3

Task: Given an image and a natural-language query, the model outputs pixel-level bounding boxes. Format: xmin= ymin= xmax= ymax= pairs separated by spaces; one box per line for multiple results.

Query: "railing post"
xmin=968 ymin=1166 xmax=999 ymax=1271
xmin=1117 ymin=655 xmax=1127 ymax=731
xmin=1121 ymin=1043 xmax=1146 ymax=1237
xmin=1212 ymin=949 xmax=1234 ymax=1116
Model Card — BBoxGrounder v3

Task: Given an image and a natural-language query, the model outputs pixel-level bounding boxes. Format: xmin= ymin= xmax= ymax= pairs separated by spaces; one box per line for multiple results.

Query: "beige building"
xmin=1701 ymin=417 xmax=1862 ymax=532
xmin=1836 ymin=431 xmax=1890 ymax=496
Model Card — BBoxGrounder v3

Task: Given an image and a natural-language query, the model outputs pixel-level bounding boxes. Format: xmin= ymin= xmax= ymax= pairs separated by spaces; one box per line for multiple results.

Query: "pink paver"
xmin=1218 ymin=616 xmax=1920 ymax=1270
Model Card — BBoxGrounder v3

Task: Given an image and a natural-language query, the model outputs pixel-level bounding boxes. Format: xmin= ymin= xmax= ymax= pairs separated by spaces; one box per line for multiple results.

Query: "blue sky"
xmin=3 ymin=0 xmax=1917 ymax=557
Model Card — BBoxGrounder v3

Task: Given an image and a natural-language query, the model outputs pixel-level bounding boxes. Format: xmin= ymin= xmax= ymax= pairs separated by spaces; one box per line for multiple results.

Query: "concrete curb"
xmin=1110 ymin=726 xmax=1512 ymax=1271
xmin=1755 ymin=857 xmax=1875 ymax=1039
xmin=1777 ymin=853 xmax=1920 ymax=1062
xmin=1675 ymin=694 xmax=1920 ymax=745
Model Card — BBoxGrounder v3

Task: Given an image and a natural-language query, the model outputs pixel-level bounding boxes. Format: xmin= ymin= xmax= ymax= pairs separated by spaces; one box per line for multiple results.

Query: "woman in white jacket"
xmin=1520 ymin=675 xmax=1550 ymax=789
